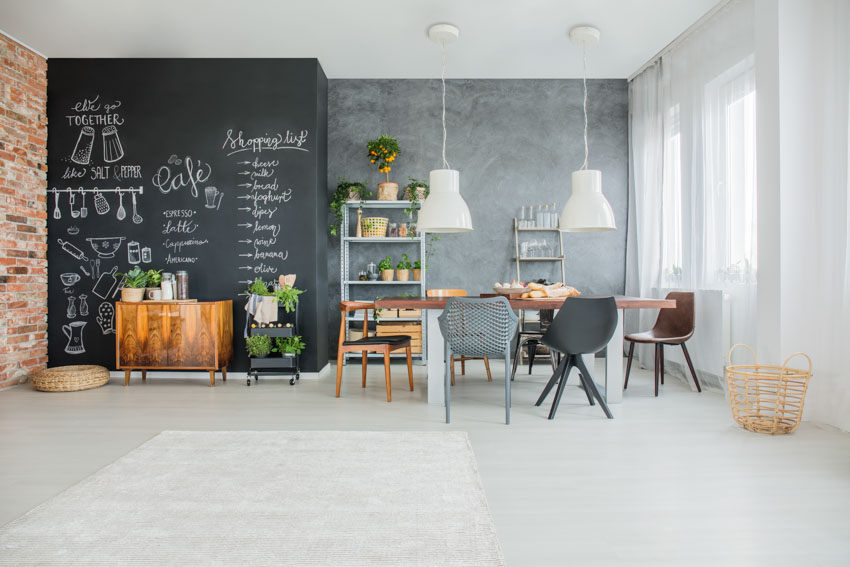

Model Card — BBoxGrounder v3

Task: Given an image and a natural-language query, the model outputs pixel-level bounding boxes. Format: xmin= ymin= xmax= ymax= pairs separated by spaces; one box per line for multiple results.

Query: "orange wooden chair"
xmin=336 ymin=301 xmax=413 ymax=402
xmin=426 ymin=289 xmax=492 ymax=385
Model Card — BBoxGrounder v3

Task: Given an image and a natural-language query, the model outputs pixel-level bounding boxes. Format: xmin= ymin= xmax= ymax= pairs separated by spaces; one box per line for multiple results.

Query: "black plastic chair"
xmin=535 ymin=296 xmax=618 ymax=420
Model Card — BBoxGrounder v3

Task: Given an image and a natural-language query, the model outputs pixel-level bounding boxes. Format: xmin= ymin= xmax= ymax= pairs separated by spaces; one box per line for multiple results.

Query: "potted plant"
xmin=367 ymin=135 xmax=400 ymax=200
xmin=245 ymin=334 xmax=272 ymax=358
xmin=330 ymin=178 xmax=371 ymax=236
xmin=378 ymin=256 xmax=394 ymax=281
xmin=412 ymin=260 xmax=422 ymax=281
xmin=117 ymin=266 xmax=148 ymax=302
xmin=245 ymin=277 xmax=304 ymax=314
xmin=144 ymin=268 xmax=163 ymax=299
xmin=396 ymin=254 xmax=412 ymax=282
xmin=403 ymin=177 xmax=429 ymax=201
xmin=273 ymin=335 xmax=306 ymax=357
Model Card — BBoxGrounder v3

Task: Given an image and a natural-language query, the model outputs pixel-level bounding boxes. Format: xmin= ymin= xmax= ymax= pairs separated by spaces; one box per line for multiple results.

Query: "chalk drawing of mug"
xmin=204 ymin=186 xmax=224 ymax=210
xmin=71 ymin=126 xmax=95 ymax=165
xmin=102 ymin=125 xmax=124 ymax=163
xmin=62 ymin=321 xmax=87 ymax=355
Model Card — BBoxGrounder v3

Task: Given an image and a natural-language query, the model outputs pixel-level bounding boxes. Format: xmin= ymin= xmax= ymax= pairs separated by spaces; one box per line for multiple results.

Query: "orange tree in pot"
xmin=368 ymin=135 xmax=400 ymax=200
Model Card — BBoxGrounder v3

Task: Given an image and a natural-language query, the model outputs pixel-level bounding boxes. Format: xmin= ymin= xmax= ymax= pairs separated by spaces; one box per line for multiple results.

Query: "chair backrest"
xmin=652 ymin=291 xmax=695 ymax=339
xmin=438 ymin=297 xmax=518 ymax=357
xmin=337 ymin=301 xmax=373 ymax=348
xmin=427 ymin=289 xmax=467 ymax=297
xmin=540 ymin=296 xmax=617 ymax=355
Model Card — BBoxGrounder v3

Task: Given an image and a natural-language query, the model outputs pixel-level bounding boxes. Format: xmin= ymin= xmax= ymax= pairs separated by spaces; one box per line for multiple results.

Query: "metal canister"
xmin=175 ymin=270 xmax=189 ymax=300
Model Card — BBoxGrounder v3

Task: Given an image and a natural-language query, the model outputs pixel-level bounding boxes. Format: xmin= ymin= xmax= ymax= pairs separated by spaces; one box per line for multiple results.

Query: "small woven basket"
xmin=31 ymin=365 xmax=110 ymax=392
xmin=361 ymin=217 xmax=388 ymax=238
xmin=725 ymin=344 xmax=812 ymax=434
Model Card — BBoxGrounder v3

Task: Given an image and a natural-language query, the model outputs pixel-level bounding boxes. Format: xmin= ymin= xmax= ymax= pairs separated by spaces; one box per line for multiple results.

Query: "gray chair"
xmin=438 ymin=297 xmax=518 ymax=424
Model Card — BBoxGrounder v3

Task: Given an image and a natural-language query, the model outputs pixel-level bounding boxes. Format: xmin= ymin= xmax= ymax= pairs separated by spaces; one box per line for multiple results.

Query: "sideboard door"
xmin=117 ymin=304 xmax=168 ymax=367
xmin=167 ymin=304 xmax=217 ymax=368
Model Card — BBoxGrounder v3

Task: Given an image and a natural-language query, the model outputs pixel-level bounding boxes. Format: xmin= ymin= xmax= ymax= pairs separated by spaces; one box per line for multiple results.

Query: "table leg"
xmin=426 ymin=309 xmax=445 ymax=405
xmin=604 ymin=309 xmax=625 ymax=404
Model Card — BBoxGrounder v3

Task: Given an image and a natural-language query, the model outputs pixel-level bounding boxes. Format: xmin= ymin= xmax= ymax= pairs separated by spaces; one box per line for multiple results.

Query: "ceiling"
xmin=0 ymin=0 xmax=719 ymax=79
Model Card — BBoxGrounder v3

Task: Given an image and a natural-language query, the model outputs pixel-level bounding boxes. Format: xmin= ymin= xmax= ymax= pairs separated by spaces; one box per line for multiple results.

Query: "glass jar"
xmin=161 ymin=273 xmax=174 ymax=300
xmin=175 ymin=270 xmax=189 ymax=300
xmin=398 ymin=223 xmax=408 ymax=237
xmin=358 ymin=270 xmax=368 ymax=281
xmin=388 ymin=223 xmax=398 ymax=237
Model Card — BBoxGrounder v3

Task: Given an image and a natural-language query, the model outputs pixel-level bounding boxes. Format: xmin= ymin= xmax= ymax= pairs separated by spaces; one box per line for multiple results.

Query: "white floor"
xmin=1 ymin=359 xmax=848 ymax=566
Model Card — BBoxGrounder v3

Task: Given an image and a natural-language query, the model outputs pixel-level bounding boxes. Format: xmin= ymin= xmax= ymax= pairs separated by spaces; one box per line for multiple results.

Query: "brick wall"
xmin=0 ymin=33 xmax=48 ymax=388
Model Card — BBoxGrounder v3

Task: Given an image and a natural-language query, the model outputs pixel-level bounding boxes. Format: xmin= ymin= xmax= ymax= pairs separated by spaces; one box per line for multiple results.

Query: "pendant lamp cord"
xmin=581 ymin=41 xmax=589 ymax=171
xmin=441 ymin=41 xmax=451 ymax=170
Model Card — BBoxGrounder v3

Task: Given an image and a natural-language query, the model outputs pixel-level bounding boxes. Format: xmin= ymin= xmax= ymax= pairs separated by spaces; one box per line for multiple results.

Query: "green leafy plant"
xmin=145 ymin=269 xmax=163 ymax=287
xmin=116 ymin=266 xmax=148 ymax=288
xmin=425 ymin=234 xmax=440 ymax=269
xmin=245 ymin=334 xmax=272 ymax=357
xmin=413 ymin=260 xmax=421 ymax=270
xmin=396 ymin=254 xmax=412 ymax=270
xmin=378 ymin=256 xmax=393 ymax=271
xmin=367 ymin=135 xmax=400 ymax=183
xmin=330 ymin=177 xmax=371 ymax=236
xmin=246 ymin=278 xmax=271 ymax=296
xmin=274 ymin=335 xmax=306 ymax=355
xmin=403 ymin=177 xmax=430 ymax=217
xmin=273 ymin=285 xmax=304 ymax=314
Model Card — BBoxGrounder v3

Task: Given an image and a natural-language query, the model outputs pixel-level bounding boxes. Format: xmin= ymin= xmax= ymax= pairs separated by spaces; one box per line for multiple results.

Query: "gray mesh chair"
xmin=438 ymin=297 xmax=518 ymax=424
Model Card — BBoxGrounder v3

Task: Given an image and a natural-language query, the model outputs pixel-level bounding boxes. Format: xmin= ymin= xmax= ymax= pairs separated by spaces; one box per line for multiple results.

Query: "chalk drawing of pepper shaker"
xmin=78 ymin=294 xmax=89 ymax=317
xmin=102 ymin=126 xmax=124 ymax=163
xmin=71 ymin=126 xmax=95 ymax=165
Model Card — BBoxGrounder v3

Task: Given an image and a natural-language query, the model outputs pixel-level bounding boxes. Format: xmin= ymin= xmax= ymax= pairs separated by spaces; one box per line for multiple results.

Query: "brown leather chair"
xmin=623 ymin=291 xmax=701 ymax=396
xmin=336 ymin=301 xmax=413 ymax=402
xmin=426 ymin=289 xmax=492 ymax=385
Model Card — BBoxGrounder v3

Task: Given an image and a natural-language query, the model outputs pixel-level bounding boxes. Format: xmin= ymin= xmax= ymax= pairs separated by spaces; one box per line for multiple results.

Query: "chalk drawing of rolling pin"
xmin=57 ymin=239 xmax=89 ymax=262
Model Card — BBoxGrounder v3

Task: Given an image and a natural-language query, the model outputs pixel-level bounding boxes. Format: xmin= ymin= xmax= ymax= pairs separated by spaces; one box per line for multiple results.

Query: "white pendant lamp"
xmin=559 ymin=25 xmax=616 ymax=232
xmin=417 ymin=23 xmax=473 ymax=233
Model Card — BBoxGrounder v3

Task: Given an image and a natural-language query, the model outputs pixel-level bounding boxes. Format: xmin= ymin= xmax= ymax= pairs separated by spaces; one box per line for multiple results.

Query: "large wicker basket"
xmin=31 ymin=365 xmax=110 ymax=392
xmin=361 ymin=217 xmax=388 ymax=238
xmin=725 ymin=344 xmax=812 ymax=434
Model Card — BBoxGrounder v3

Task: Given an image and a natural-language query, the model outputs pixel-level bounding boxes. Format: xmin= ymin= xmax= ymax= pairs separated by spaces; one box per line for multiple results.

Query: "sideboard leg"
xmin=124 ymin=370 xmax=131 ymax=386
xmin=221 ymin=366 xmax=227 ymax=381
xmin=209 ymin=370 xmax=215 ymax=387
xmin=141 ymin=370 xmax=147 ymax=382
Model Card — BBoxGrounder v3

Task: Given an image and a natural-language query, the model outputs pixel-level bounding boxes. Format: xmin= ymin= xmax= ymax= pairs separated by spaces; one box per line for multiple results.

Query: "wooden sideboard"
xmin=116 ymin=300 xmax=234 ymax=387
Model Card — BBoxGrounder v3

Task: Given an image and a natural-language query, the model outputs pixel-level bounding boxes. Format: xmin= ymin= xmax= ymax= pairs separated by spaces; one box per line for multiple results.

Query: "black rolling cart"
xmin=246 ymin=303 xmax=301 ymax=386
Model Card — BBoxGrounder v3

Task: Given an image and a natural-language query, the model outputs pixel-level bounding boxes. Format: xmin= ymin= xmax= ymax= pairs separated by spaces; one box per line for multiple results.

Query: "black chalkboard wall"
xmin=46 ymin=59 xmax=329 ymax=373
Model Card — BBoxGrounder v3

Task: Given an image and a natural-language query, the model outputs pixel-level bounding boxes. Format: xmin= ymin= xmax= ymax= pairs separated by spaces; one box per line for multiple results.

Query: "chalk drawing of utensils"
xmin=94 ymin=189 xmax=110 ymax=215
xmin=102 ymin=126 xmax=124 ymax=163
xmin=80 ymin=190 xmax=88 ymax=218
xmin=92 ymin=265 xmax=119 ymax=300
xmin=131 ymin=192 xmax=142 ymax=224
xmin=71 ymin=126 xmax=95 ymax=165
xmin=53 ymin=192 xmax=61 ymax=220
xmin=57 ymin=239 xmax=89 ymax=262
xmin=66 ymin=295 xmax=77 ymax=319
xmin=116 ymin=191 xmax=126 ymax=221
xmin=80 ymin=265 xmax=90 ymax=277
xmin=69 ymin=190 xmax=79 ymax=218
xmin=78 ymin=294 xmax=89 ymax=317
xmin=89 ymin=258 xmax=100 ymax=279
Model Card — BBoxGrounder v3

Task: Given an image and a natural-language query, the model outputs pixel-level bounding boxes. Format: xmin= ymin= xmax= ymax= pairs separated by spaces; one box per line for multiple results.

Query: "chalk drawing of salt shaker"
xmin=71 ymin=126 xmax=95 ymax=165
xmin=66 ymin=296 xmax=77 ymax=319
xmin=127 ymin=241 xmax=141 ymax=264
xmin=102 ymin=126 xmax=124 ymax=163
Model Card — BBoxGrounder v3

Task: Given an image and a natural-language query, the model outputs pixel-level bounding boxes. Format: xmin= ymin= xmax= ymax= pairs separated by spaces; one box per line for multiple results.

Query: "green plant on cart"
xmin=144 ymin=269 xmax=163 ymax=287
xmin=367 ymin=135 xmax=401 ymax=183
xmin=274 ymin=335 xmax=306 ymax=355
xmin=273 ymin=285 xmax=304 ymax=314
xmin=378 ymin=256 xmax=393 ymax=271
xmin=245 ymin=334 xmax=272 ymax=357
xmin=116 ymin=266 xmax=148 ymax=288
xmin=330 ymin=177 xmax=371 ymax=236
xmin=396 ymin=254 xmax=412 ymax=270
xmin=413 ymin=260 xmax=421 ymax=270
xmin=403 ymin=177 xmax=430 ymax=217
xmin=246 ymin=278 xmax=271 ymax=296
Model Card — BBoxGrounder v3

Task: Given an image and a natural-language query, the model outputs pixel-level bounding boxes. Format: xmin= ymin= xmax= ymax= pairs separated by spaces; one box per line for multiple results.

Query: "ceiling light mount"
xmin=428 ymin=23 xmax=460 ymax=45
xmin=569 ymin=25 xmax=600 ymax=47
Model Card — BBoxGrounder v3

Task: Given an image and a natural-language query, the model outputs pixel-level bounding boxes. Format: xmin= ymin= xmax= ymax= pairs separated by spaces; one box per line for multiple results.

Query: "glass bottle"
xmin=519 ymin=205 xmax=526 ymax=228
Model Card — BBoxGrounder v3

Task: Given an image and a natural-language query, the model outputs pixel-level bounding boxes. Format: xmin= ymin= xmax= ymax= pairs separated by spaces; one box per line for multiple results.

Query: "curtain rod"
xmin=628 ymin=0 xmax=734 ymax=82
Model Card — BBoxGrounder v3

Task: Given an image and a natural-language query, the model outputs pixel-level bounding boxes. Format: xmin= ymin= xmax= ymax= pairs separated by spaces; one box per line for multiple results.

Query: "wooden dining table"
xmin=374 ymin=295 xmax=675 ymax=406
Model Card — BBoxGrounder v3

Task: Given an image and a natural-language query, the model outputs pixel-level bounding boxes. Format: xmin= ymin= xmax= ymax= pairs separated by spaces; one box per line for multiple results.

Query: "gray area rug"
xmin=0 ymin=431 xmax=504 ymax=566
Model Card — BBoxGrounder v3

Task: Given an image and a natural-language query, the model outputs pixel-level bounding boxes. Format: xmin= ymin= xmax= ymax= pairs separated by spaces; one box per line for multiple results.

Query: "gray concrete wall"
xmin=326 ymin=79 xmax=628 ymax=353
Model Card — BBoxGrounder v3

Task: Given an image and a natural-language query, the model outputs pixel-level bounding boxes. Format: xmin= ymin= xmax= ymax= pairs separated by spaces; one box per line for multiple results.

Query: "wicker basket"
xmin=361 ymin=217 xmax=388 ymax=238
xmin=31 ymin=365 xmax=110 ymax=392
xmin=725 ymin=344 xmax=812 ymax=434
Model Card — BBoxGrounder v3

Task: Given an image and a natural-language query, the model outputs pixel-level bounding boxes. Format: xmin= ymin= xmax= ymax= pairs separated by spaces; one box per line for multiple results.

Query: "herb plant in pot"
xmin=330 ymin=178 xmax=371 ymax=236
xmin=412 ymin=260 xmax=422 ymax=281
xmin=378 ymin=256 xmax=394 ymax=281
xmin=403 ymin=177 xmax=429 ymax=201
xmin=144 ymin=269 xmax=163 ymax=300
xmin=117 ymin=266 xmax=148 ymax=302
xmin=245 ymin=334 xmax=272 ymax=358
xmin=396 ymin=254 xmax=412 ymax=282
xmin=273 ymin=336 xmax=306 ymax=357
xmin=368 ymin=135 xmax=400 ymax=200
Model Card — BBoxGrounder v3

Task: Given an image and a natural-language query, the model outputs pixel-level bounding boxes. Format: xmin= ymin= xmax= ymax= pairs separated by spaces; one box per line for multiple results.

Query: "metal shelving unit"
xmin=513 ymin=218 xmax=566 ymax=282
xmin=341 ymin=200 xmax=426 ymax=364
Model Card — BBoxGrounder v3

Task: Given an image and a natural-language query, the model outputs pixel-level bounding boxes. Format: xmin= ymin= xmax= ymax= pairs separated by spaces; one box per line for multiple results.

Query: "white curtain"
xmin=626 ymin=0 xmax=756 ymax=376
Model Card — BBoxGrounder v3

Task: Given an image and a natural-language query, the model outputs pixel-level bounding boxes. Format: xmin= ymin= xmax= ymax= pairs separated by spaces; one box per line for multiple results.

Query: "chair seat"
xmin=625 ymin=330 xmax=693 ymax=344
xmin=343 ymin=335 xmax=411 ymax=346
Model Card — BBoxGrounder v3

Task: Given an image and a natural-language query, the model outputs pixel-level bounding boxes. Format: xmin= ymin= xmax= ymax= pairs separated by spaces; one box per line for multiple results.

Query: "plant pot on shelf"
xmin=347 ymin=189 xmax=362 ymax=200
xmin=396 ymin=269 xmax=410 ymax=282
xmin=412 ymin=269 xmax=421 ymax=281
xmin=121 ymin=288 xmax=145 ymax=302
xmin=380 ymin=269 xmax=394 ymax=282
xmin=404 ymin=186 xmax=428 ymax=201
xmin=377 ymin=182 xmax=399 ymax=201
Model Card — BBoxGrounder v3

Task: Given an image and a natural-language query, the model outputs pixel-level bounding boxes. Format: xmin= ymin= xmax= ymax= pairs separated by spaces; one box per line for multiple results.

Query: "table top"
xmin=375 ymin=295 xmax=675 ymax=310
